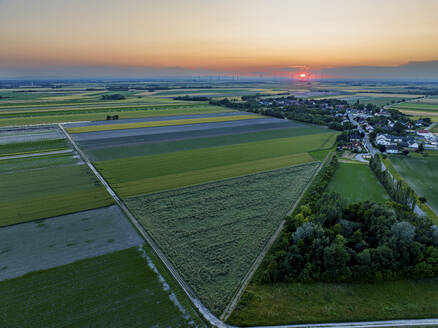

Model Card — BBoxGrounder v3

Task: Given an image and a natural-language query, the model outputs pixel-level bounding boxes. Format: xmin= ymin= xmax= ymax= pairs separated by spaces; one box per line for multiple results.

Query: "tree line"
xmin=369 ymin=155 xmax=416 ymax=208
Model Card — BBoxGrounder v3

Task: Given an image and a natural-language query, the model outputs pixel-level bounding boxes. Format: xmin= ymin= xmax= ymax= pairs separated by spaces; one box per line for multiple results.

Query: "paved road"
xmin=348 ymin=113 xmax=377 ymax=155
xmin=0 ymin=149 xmax=72 ymax=161
xmin=247 ymin=318 xmax=438 ymax=328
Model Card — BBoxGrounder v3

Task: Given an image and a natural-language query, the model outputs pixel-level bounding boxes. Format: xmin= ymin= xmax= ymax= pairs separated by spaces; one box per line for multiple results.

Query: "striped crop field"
xmin=67 ymin=114 xmax=262 ymax=133
xmin=95 ymin=132 xmax=337 ymax=197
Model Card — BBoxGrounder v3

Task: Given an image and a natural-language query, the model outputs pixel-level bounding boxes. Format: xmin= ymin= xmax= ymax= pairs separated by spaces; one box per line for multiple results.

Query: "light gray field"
xmin=71 ymin=117 xmax=293 ymax=141
xmin=0 ymin=126 xmax=64 ymax=144
xmin=65 ymin=111 xmax=253 ymax=127
xmin=0 ymin=205 xmax=142 ymax=281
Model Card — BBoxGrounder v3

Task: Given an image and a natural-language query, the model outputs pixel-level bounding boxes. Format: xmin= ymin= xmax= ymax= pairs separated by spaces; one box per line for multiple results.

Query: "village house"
xmin=386 ymin=145 xmax=399 ymax=154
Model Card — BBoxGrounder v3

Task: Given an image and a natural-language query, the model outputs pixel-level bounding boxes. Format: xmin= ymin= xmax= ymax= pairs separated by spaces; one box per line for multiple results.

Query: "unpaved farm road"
xmin=0 ymin=149 xmax=72 ymax=161
xmin=58 ymin=123 xmax=438 ymax=328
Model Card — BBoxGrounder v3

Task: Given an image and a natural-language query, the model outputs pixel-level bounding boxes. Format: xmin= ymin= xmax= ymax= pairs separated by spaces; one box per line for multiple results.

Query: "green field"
xmin=389 ymin=153 xmax=438 ymax=214
xmin=0 ymin=138 xmax=68 ymax=156
xmin=328 ymin=162 xmax=389 ymax=203
xmin=0 ymin=247 xmax=203 ymax=327
xmin=228 ymin=279 xmax=438 ymax=326
xmin=96 ymin=132 xmax=337 ymax=197
xmin=126 ymin=163 xmax=320 ymax=315
xmin=88 ymin=126 xmax=329 ymax=161
xmin=0 ymin=164 xmax=113 ymax=226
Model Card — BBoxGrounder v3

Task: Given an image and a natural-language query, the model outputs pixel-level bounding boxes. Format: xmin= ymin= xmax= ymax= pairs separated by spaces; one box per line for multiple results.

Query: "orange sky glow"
xmin=1 ymin=0 xmax=438 ymax=77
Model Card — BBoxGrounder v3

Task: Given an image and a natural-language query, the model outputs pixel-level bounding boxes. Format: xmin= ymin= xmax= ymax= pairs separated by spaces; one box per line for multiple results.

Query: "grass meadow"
xmin=227 ymin=278 xmax=438 ymax=326
xmin=389 ymin=153 xmax=438 ymax=215
xmin=328 ymin=162 xmax=389 ymax=204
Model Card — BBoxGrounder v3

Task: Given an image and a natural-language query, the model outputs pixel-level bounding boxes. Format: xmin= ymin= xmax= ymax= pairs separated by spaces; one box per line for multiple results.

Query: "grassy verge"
xmin=328 ymin=162 xmax=389 ymax=204
xmin=227 ymin=279 xmax=438 ymax=326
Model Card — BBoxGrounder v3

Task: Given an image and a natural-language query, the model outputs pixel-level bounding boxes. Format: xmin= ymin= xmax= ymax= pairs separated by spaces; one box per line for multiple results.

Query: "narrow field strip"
xmin=67 ymin=114 xmax=262 ymax=133
xmin=0 ymin=149 xmax=72 ymax=161
xmin=0 ymin=138 xmax=68 ymax=156
xmin=118 ymin=152 xmax=315 ymax=197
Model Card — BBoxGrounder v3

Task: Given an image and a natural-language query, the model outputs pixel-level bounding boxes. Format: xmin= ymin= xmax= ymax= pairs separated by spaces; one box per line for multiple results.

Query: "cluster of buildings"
xmin=375 ymin=134 xmax=419 ymax=153
xmin=375 ymin=130 xmax=438 ymax=153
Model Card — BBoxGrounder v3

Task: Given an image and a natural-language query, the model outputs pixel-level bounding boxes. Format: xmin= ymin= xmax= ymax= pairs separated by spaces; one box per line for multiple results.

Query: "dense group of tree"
xmin=369 ymin=155 xmax=416 ymax=208
xmin=174 ymin=95 xmax=210 ymax=101
xmin=210 ymin=96 xmax=352 ymax=130
xmin=259 ymin=157 xmax=438 ymax=284
xmin=101 ymin=94 xmax=125 ymax=100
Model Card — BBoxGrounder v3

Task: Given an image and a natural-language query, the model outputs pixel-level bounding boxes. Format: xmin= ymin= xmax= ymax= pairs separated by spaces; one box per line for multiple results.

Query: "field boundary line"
xmin=220 ymin=150 xmax=335 ymax=321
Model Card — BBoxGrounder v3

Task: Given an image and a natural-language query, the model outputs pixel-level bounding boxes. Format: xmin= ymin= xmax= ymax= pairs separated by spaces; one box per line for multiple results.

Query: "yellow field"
xmin=67 ymin=114 xmax=262 ymax=133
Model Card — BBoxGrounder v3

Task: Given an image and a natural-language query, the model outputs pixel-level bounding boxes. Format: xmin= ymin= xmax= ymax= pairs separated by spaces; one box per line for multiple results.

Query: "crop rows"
xmin=0 ymin=247 xmax=202 ymax=327
xmin=95 ymin=132 xmax=335 ymax=197
xmin=125 ymin=162 xmax=319 ymax=314
xmin=0 ymin=165 xmax=113 ymax=226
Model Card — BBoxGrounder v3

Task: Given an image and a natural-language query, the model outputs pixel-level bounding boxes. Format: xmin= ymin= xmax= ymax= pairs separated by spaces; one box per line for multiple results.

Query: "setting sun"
xmin=299 ymin=73 xmax=307 ymax=78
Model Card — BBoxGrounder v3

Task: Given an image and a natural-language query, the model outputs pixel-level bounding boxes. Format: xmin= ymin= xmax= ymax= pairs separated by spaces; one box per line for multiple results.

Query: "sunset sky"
xmin=1 ymin=0 xmax=438 ymax=79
